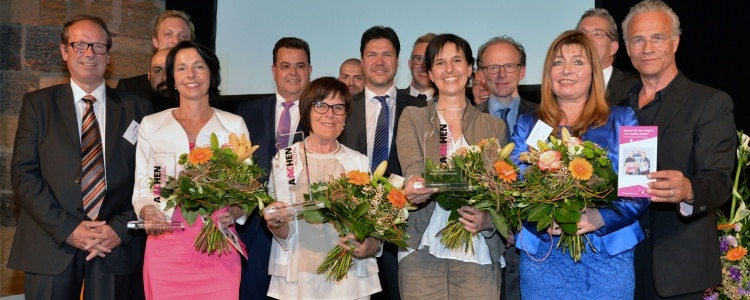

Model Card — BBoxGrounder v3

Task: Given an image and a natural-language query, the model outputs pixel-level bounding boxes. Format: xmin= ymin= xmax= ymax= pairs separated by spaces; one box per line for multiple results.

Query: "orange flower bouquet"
xmin=162 ymin=133 xmax=273 ymax=256
xmin=301 ymin=161 xmax=410 ymax=281
xmin=515 ymin=128 xmax=617 ymax=261
xmin=432 ymin=138 xmax=521 ymax=253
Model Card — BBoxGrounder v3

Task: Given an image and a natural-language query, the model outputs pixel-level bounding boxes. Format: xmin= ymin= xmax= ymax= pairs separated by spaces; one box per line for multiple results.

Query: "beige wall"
xmin=0 ymin=0 xmax=164 ymax=296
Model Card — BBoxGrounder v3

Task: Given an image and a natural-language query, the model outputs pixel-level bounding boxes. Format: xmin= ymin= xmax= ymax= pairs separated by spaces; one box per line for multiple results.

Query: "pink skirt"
xmin=143 ymin=208 xmax=241 ymax=300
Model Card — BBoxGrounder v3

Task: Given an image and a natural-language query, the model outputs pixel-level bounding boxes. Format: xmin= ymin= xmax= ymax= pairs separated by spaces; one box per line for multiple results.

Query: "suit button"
xmin=74 ymin=177 xmax=81 ymax=184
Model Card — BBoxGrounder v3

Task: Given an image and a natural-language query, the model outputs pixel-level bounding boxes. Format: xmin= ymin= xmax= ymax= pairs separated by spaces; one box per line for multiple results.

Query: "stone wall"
xmin=0 ymin=0 xmax=164 ymax=296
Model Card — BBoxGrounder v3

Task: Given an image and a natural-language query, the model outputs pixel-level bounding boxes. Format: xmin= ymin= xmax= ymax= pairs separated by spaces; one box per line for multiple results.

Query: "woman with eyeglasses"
xmin=396 ymin=34 xmax=508 ymax=300
xmin=262 ymin=77 xmax=382 ymax=299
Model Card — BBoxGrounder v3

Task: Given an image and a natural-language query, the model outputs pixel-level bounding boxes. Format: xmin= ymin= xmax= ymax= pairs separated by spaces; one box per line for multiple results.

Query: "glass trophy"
xmin=422 ymin=127 xmax=469 ymax=191
xmin=267 ymin=131 xmax=322 ymax=219
xmin=149 ymin=152 xmax=177 ymax=220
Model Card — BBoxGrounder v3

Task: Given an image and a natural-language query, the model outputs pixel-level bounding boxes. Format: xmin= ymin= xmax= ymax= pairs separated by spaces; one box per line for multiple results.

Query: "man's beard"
xmin=155 ymin=81 xmax=170 ymax=98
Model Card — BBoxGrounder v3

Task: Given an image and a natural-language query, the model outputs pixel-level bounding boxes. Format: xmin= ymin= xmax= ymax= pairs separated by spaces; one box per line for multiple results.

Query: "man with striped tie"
xmin=339 ymin=26 xmax=425 ymax=300
xmin=8 ymin=15 xmax=152 ymax=300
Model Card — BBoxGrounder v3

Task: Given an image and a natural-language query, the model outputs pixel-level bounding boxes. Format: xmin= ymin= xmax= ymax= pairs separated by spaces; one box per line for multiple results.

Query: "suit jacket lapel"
xmin=104 ymin=87 xmax=123 ymax=169
xmin=352 ymin=94 xmax=368 ymax=152
xmin=652 ymin=73 xmax=689 ymax=140
xmin=57 ymin=86 xmax=83 ymax=152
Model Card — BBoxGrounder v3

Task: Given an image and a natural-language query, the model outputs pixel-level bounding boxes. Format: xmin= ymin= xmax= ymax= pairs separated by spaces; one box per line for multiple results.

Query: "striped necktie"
xmin=372 ymin=95 xmax=390 ymax=172
xmin=81 ymin=95 xmax=106 ymax=220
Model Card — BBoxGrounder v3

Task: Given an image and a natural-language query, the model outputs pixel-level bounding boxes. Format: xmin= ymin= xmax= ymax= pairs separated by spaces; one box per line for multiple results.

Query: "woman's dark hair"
xmin=299 ymin=77 xmax=351 ymax=133
xmin=423 ymin=34 xmax=474 ymax=97
xmin=165 ymin=40 xmax=222 ymax=104
xmin=424 ymin=33 xmax=474 ymax=73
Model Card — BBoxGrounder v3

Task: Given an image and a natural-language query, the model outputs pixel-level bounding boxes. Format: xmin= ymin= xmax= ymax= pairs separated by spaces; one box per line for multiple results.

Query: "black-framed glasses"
xmin=579 ymin=28 xmax=613 ymax=40
xmin=68 ymin=42 xmax=110 ymax=55
xmin=275 ymin=62 xmax=309 ymax=71
xmin=481 ymin=63 xmax=523 ymax=74
xmin=411 ymin=55 xmax=425 ymax=64
xmin=312 ymin=101 xmax=347 ymax=115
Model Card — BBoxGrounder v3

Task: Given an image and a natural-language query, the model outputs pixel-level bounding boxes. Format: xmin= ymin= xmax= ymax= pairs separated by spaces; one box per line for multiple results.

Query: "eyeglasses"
xmin=481 ymin=63 xmax=523 ymax=74
xmin=275 ymin=62 xmax=309 ymax=71
xmin=312 ymin=101 xmax=347 ymax=115
xmin=68 ymin=42 xmax=110 ymax=55
xmin=411 ymin=55 xmax=425 ymax=64
xmin=627 ymin=34 xmax=674 ymax=49
xmin=579 ymin=29 xmax=613 ymax=40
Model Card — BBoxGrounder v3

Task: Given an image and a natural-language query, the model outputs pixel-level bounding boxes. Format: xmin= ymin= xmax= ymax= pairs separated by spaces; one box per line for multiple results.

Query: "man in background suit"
xmin=339 ymin=25 xmax=424 ymax=300
xmin=235 ymin=37 xmax=312 ymax=300
xmin=116 ymin=10 xmax=194 ymax=112
xmin=338 ymin=58 xmax=365 ymax=95
xmin=8 ymin=15 xmax=152 ymax=300
xmin=474 ymin=35 xmax=537 ymax=300
xmin=398 ymin=33 xmax=437 ymax=102
xmin=476 ymin=36 xmax=538 ymax=136
xmin=577 ymin=8 xmax=640 ymax=105
xmin=621 ymin=1 xmax=736 ymax=299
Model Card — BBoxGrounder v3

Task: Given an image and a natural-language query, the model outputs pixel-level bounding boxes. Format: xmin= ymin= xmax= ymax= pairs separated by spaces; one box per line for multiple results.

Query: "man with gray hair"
xmin=621 ymin=1 xmax=736 ymax=298
xmin=576 ymin=8 xmax=640 ymax=104
xmin=475 ymin=36 xmax=538 ymax=137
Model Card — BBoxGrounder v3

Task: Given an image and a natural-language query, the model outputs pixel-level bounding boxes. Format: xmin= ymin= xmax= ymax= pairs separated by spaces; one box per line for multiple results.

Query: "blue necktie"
xmin=372 ymin=95 xmax=390 ymax=172
xmin=496 ymin=107 xmax=512 ymax=136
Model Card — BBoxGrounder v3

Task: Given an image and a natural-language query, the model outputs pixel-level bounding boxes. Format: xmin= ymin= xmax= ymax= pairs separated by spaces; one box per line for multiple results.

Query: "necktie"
xmin=277 ymin=101 xmax=294 ymax=150
xmin=496 ymin=107 xmax=511 ymax=121
xmin=417 ymin=93 xmax=427 ymax=101
xmin=372 ymin=95 xmax=390 ymax=172
xmin=81 ymin=95 xmax=106 ymax=220
xmin=496 ymin=107 xmax=512 ymax=136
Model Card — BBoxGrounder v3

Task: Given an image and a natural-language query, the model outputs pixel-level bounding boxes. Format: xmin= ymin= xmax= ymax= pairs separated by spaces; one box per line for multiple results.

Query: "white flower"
xmin=467 ymin=145 xmax=481 ymax=153
xmin=567 ymin=145 xmax=583 ymax=157
xmin=726 ymin=235 xmax=739 ymax=247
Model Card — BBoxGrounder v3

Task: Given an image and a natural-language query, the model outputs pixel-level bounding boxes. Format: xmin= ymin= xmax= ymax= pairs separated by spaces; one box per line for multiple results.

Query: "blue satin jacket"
xmin=510 ymin=106 xmax=649 ymax=256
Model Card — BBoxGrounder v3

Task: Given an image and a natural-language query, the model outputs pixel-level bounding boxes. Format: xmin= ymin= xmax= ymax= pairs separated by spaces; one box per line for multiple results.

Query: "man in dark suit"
xmin=116 ymin=10 xmax=194 ymax=112
xmin=339 ymin=26 xmax=424 ymax=300
xmin=398 ymin=33 xmax=437 ymax=102
xmin=475 ymin=36 xmax=539 ymax=137
xmin=621 ymin=1 xmax=736 ymax=299
xmin=8 ymin=15 xmax=152 ymax=300
xmin=235 ymin=37 xmax=312 ymax=300
xmin=474 ymin=35 xmax=537 ymax=300
xmin=577 ymin=8 xmax=640 ymax=105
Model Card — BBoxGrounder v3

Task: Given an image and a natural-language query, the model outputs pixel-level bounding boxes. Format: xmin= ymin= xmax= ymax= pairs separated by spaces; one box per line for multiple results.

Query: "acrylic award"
xmin=422 ymin=126 xmax=469 ymax=191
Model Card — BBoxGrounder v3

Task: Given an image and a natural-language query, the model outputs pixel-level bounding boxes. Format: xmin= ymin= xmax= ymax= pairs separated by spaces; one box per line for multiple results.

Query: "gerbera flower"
xmin=568 ymin=157 xmax=593 ymax=180
xmin=494 ymin=160 xmax=517 ymax=183
xmin=346 ymin=170 xmax=370 ymax=185
xmin=388 ymin=189 xmax=407 ymax=209
xmin=726 ymin=246 xmax=747 ymax=261
xmin=187 ymin=147 xmax=213 ymax=165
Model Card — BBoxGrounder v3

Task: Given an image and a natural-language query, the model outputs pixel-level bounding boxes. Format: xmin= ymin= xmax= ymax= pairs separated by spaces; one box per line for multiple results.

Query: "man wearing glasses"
xmin=476 ymin=36 xmax=538 ymax=137
xmin=577 ymin=8 xmax=640 ymax=105
xmin=399 ymin=33 xmax=437 ymax=102
xmin=473 ymin=35 xmax=538 ymax=300
xmin=235 ymin=37 xmax=312 ymax=300
xmin=8 ymin=15 xmax=151 ymax=299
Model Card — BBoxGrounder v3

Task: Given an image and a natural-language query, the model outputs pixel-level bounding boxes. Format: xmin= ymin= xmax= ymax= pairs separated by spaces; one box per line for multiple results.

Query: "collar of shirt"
xmin=628 ymin=75 xmax=677 ymax=125
xmin=71 ymin=80 xmax=107 ymax=159
xmin=274 ymin=93 xmax=300 ymax=136
xmin=364 ymin=85 xmax=397 ymax=160
xmin=602 ymin=65 xmax=613 ymax=88
xmin=409 ymin=85 xmax=434 ymax=100
xmin=488 ymin=95 xmax=521 ymax=134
